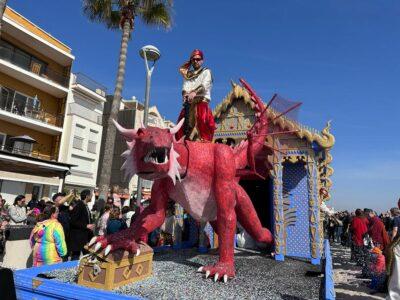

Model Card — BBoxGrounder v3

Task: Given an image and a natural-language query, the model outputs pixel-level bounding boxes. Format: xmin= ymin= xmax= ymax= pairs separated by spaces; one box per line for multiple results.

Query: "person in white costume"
xmin=175 ymin=49 xmax=216 ymax=142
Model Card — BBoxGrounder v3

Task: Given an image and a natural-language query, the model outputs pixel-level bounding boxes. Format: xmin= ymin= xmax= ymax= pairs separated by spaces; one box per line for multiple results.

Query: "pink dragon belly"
xmin=171 ymin=175 xmax=217 ymax=222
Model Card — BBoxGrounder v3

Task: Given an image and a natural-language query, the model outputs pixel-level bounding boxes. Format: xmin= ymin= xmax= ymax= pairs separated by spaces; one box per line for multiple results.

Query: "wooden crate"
xmin=77 ymin=242 xmax=153 ymax=290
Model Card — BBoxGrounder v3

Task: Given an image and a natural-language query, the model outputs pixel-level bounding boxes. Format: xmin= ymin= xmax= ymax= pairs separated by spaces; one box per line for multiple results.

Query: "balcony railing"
xmin=0 ymin=45 xmax=70 ymax=87
xmin=0 ymin=93 xmax=64 ymax=128
xmin=0 ymin=144 xmax=57 ymax=161
xmin=73 ymin=73 xmax=107 ymax=97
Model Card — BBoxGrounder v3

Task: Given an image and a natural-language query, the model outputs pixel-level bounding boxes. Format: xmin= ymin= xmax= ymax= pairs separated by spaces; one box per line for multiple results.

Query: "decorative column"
xmin=272 ymin=160 xmax=285 ymax=261
xmin=306 ymin=158 xmax=321 ymax=265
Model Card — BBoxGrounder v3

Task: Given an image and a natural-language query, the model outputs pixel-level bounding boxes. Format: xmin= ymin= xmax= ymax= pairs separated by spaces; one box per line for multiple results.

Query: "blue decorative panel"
xmin=283 ymin=163 xmax=310 ymax=258
xmin=205 ymin=222 xmax=214 ymax=248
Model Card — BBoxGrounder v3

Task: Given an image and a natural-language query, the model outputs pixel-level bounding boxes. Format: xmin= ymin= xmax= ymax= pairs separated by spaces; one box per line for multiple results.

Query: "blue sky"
xmin=8 ymin=0 xmax=400 ymax=212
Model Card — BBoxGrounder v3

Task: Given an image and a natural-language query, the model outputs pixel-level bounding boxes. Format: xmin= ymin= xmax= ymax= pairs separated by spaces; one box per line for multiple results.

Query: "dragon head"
xmin=113 ymin=118 xmax=184 ymax=185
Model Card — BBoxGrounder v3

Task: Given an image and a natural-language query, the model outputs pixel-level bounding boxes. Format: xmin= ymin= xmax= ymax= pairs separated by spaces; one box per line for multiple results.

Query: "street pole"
xmin=136 ymin=47 xmax=158 ymax=207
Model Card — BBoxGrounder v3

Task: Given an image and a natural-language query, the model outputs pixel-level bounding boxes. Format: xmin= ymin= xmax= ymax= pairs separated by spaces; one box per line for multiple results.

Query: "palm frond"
xmin=82 ymin=0 xmax=122 ymax=29
xmin=83 ymin=0 xmax=173 ymax=30
xmin=137 ymin=1 xmax=173 ymax=28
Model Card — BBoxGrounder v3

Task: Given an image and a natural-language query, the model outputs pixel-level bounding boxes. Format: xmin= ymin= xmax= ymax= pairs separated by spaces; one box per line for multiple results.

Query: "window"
xmin=89 ymin=129 xmax=98 ymax=141
xmin=13 ymin=92 xmax=27 ymax=115
xmin=0 ymin=86 xmax=40 ymax=117
xmin=73 ymin=124 xmax=85 ymax=150
xmin=0 ymin=39 xmax=47 ymax=76
xmin=70 ymin=154 xmax=94 ymax=173
xmin=87 ymin=129 xmax=98 ymax=154
xmin=0 ymin=87 xmax=13 ymax=111
xmin=73 ymin=136 xmax=84 ymax=149
xmin=0 ymin=133 xmax=6 ymax=149
xmin=75 ymin=124 xmax=85 ymax=136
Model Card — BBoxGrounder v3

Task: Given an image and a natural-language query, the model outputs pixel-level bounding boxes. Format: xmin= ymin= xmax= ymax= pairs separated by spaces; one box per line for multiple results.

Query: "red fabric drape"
xmin=176 ymin=101 xmax=215 ymax=142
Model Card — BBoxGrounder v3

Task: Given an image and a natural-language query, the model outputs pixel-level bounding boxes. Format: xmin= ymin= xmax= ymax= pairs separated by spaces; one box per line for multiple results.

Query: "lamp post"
xmin=136 ymin=45 xmax=161 ymax=207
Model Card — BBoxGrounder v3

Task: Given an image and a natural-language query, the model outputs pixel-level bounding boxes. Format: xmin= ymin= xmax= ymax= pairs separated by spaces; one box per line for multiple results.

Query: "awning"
xmin=0 ymin=149 xmax=74 ymax=178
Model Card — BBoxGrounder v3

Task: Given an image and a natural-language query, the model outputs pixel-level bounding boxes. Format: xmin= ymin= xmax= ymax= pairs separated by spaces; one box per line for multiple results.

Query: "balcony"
xmin=0 ymin=90 xmax=63 ymax=135
xmin=0 ymin=44 xmax=69 ymax=97
xmin=0 ymin=143 xmax=57 ymax=161
xmin=71 ymin=73 xmax=107 ymax=104
xmin=73 ymin=73 xmax=107 ymax=97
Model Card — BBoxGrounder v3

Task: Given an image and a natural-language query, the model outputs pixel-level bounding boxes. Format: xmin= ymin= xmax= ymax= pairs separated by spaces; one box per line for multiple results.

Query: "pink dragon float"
xmin=90 ymin=79 xmax=296 ymax=283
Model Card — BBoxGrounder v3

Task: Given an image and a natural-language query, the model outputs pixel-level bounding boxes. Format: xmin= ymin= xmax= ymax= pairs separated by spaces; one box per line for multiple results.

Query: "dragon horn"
xmin=113 ymin=119 xmax=137 ymax=141
xmin=169 ymin=118 xmax=185 ymax=135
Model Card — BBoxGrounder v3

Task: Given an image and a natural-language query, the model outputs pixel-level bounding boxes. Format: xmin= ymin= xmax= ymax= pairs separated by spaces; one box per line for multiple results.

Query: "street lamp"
xmin=136 ymin=45 xmax=161 ymax=207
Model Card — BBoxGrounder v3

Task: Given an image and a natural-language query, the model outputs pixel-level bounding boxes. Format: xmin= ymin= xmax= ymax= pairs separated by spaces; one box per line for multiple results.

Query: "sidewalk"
xmin=331 ymin=243 xmax=386 ymax=300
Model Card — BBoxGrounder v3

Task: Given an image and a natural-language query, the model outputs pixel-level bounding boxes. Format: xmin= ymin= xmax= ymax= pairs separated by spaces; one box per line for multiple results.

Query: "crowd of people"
xmin=0 ymin=186 xmax=139 ymax=267
xmin=325 ymin=202 xmax=400 ymax=296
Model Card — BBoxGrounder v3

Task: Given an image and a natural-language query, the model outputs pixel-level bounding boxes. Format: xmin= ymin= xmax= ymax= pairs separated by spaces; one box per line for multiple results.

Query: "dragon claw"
xmin=199 ymin=262 xmax=235 ymax=282
xmin=89 ymin=236 xmax=97 ymax=246
xmin=94 ymin=242 xmax=102 ymax=252
xmin=136 ymin=249 xmax=140 ymax=256
xmin=104 ymin=245 xmax=112 ymax=256
xmin=223 ymin=275 xmax=228 ymax=283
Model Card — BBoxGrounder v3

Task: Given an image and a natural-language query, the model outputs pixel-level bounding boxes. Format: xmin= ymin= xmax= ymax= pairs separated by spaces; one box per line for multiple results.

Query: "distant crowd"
xmin=325 ymin=201 xmax=400 ymax=296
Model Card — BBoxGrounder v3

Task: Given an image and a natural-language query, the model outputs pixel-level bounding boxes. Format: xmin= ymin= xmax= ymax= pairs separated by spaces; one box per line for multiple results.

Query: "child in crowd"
xmin=97 ymin=203 xmax=112 ymax=236
xmin=106 ymin=207 xmax=127 ymax=235
xmin=368 ymin=247 xmax=386 ymax=292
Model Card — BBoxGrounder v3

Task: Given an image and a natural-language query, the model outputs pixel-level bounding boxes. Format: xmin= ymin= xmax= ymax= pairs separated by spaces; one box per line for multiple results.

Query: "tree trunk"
xmin=0 ymin=0 xmax=7 ymax=39
xmin=98 ymin=18 xmax=132 ymax=202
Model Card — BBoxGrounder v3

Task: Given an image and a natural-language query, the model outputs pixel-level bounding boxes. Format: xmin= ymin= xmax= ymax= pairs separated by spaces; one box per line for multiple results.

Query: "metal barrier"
xmin=14 ymin=261 xmax=141 ymax=300
xmin=323 ymin=239 xmax=336 ymax=300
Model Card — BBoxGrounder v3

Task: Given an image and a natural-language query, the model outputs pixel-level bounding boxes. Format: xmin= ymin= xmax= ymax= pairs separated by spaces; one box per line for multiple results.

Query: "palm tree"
xmin=83 ymin=0 xmax=172 ymax=201
xmin=0 ymin=0 xmax=8 ymax=38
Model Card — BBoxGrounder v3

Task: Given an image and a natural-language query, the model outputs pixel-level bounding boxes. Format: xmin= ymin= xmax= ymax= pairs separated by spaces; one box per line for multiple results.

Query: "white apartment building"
xmin=59 ymin=73 xmax=106 ymax=192
xmin=98 ymin=96 xmax=174 ymax=197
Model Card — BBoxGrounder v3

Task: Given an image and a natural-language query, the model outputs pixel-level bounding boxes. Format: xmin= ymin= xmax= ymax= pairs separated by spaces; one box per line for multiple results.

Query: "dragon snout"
xmin=143 ymin=147 xmax=169 ymax=165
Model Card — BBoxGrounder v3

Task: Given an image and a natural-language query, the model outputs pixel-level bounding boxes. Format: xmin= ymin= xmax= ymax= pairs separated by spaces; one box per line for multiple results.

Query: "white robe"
xmin=182 ymin=69 xmax=212 ymax=101
xmin=388 ymin=243 xmax=400 ymax=300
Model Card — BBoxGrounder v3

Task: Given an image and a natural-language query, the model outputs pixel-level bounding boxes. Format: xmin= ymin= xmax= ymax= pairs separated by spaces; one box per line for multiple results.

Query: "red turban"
xmin=190 ymin=49 xmax=204 ymax=60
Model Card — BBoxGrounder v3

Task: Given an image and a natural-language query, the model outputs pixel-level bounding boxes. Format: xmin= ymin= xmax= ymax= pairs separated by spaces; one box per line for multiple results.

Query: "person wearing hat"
xmin=175 ymin=49 xmax=216 ymax=142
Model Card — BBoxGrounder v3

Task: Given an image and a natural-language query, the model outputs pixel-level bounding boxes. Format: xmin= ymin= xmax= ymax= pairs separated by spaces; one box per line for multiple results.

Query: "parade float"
xmin=13 ymin=79 xmax=335 ymax=299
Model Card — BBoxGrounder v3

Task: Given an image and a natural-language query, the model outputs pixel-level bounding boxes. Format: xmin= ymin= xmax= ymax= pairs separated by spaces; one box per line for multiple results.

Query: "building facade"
xmin=98 ymin=97 xmax=172 ymax=197
xmin=58 ymin=73 xmax=106 ymax=192
xmin=0 ymin=7 xmax=74 ymax=204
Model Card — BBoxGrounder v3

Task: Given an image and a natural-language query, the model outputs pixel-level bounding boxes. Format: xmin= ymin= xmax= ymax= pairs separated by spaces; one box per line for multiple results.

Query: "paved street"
xmin=331 ymin=243 xmax=386 ymax=300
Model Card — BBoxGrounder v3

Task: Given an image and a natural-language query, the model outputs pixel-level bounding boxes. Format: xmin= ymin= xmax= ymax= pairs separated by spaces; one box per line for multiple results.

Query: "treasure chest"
xmin=77 ymin=242 xmax=153 ymax=290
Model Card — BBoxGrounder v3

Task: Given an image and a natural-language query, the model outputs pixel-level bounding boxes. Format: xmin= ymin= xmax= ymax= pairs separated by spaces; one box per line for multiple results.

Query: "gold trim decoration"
xmin=88 ymin=269 xmax=99 ymax=282
xmin=213 ymin=83 xmax=335 ymax=149
xmin=123 ymin=266 xmax=133 ymax=279
xmin=135 ymin=263 xmax=144 ymax=276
